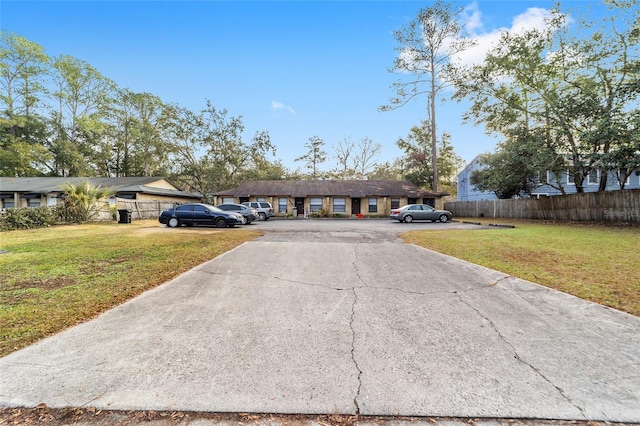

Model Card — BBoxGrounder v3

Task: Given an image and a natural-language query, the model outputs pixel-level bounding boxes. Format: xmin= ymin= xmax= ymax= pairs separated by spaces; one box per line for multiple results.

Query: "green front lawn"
xmin=0 ymin=220 xmax=261 ymax=357
xmin=402 ymin=220 xmax=640 ymax=317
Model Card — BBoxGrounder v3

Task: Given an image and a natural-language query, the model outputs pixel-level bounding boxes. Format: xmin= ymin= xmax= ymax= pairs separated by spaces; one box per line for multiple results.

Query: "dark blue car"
xmin=159 ymin=203 xmax=241 ymax=228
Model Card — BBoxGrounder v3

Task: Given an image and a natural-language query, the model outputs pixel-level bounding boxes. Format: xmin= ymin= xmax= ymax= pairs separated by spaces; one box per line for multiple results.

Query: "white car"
xmin=241 ymin=201 xmax=275 ymax=220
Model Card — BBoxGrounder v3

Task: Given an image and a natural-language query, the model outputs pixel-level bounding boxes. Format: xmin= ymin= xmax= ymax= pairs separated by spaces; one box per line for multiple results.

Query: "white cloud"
xmin=511 ymin=7 xmax=553 ymax=33
xmin=463 ymin=2 xmax=483 ymax=33
xmin=271 ymin=100 xmax=295 ymax=114
xmin=454 ymin=6 xmax=554 ymax=67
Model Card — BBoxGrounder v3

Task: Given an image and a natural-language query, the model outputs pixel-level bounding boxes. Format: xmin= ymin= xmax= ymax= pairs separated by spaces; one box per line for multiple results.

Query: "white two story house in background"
xmin=457 ymin=156 xmax=640 ymax=201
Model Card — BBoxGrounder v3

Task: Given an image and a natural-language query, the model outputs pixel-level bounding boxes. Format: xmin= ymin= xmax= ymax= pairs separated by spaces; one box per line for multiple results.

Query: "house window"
xmin=222 ymin=197 xmax=235 ymax=204
xmin=28 ymin=199 xmax=41 ymax=207
xmin=587 ymin=170 xmax=600 ymax=185
xmin=617 ymin=168 xmax=630 ymax=186
xmin=278 ymin=197 xmax=287 ymax=213
xmin=537 ymin=171 xmax=550 ymax=184
xmin=567 ymin=170 xmax=575 ymax=185
xmin=1 ymin=199 xmax=14 ymax=209
xmin=391 ymin=198 xmax=400 ymax=209
xmin=310 ymin=197 xmax=323 ymax=212
xmin=333 ymin=197 xmax=346 ymax=213
xmin=257 ymin=197 xmax=266 ymax=202
xmin=368 ymin=198 xmax=377 ymax=213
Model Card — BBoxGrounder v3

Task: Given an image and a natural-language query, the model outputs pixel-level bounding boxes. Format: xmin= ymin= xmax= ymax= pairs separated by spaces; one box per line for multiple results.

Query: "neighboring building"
xmin=457 ymin=156 xmax=640 ymax=201
xmin=457 ymin=156 xmax=497 ymax=202
xmin=0 ymin=177 xmax=202 ymax=210
xmin=214 ymin=180 xmax=447 ymax=217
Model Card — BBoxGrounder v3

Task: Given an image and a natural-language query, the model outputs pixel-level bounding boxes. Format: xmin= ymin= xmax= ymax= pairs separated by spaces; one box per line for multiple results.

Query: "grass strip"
xmin=0 ymin=220 xmax=261 ymax=357
xmin=401 ymin=220 xmax=640 ymax=317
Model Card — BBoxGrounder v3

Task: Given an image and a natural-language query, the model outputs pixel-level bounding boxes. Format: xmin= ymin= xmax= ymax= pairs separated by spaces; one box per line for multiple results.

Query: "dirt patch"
xmin=79 ymin=258 xmax=139 ymax=276
xmin=2 ymin=276 xmax=75 ymax=291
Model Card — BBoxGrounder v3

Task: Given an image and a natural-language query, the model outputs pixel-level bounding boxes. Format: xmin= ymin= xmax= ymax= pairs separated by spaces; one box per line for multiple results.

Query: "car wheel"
xmin=239 ymin=216 xmax=247 ymax=225
xmin=246 ymin=221 xmax=252 ymax=225
xmin=214 ymin=217 xmax=227 ymax=228
xmin=439 ymin=214 xmax=450 ymax=223
xmin=403 ymin=215 xmax=413 ymax=223
xmin=258 ymin=212 xmax=266 ymax=221
xmin=168 ymin=217 xmax=180 ymax=228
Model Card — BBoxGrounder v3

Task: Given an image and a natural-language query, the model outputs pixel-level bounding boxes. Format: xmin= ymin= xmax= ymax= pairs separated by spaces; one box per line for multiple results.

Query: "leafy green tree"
xmin=104 ymin=89 xmax=173 ymax=177
xmin=436 ymin=135 xmax=465 ymax=195
xmin=165 ymin=105 xmax=209 ymax=195
xmin=454 ymin=2 xmax=640 ymax=193
xmin=199 ymin=101 xmax=275 ymax=192
xmin=593 ymin=110 xmax=640 ymax=189
xmin=168 ymin=101 xmax=275 ymax=198
xmin=367 ymin=160 xmax=402 ymax=181
xmin=0 ymin=31 xmax=51 ymax=176
xmin=381 ymin=0 xmax=474 ymax=191
xmin=47 ymin=55 xmax=116 ymax=176
xmin=396 ymin=122 xmax=433 ymax=188
xmin=396 ymin=120 xmax=462 ymax=191
xmin=242 ymin=158 xmax=288 ymax=181
xmin=295 ymin=135 xmax=327 ymax=179
xmin=469 ymin=134 xmax=543 ymax=199
xmin=60 ymin=180 xmax=113 ymax=223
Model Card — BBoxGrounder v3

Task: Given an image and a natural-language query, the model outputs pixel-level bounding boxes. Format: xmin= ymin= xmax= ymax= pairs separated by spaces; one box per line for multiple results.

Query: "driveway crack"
xmin=350 ymin=287 xmax=362 ymax=415
xmin=456 ymin=293 xmax=587 ymax=419
xmin=350 ymin=244 xmax=365 ymax=414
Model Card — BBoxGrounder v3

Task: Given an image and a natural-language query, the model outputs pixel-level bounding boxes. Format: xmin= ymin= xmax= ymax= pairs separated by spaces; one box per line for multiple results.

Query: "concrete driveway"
xmin=1 ymin=219 xmax=639 ymax=422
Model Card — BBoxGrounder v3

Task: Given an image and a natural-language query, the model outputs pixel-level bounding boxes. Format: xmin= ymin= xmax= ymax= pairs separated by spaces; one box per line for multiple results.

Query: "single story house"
xmin=457 ymin=155 xmax=640 ymax=201
xmin=214 ymin=180 xmax=446 ymax=217
xmin=0 ymin=177 xmax=202 ymax=210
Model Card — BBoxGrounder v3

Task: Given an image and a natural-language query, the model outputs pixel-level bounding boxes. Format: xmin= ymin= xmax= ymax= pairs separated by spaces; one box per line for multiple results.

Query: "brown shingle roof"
xmin=215 ymin=180 xmax=443 ymax=198
xmin=0 ymin=177 xmax=202 ymax=199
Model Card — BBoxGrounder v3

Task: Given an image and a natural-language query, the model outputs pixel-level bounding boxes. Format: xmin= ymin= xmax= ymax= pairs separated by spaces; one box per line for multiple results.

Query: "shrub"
xmin=310 ymin=208 xmax=330 ymax=218
xmin=60 ymin=180 xmax=114 ymax=224
xmin=0 ymin=206 xmax=58 ymax=231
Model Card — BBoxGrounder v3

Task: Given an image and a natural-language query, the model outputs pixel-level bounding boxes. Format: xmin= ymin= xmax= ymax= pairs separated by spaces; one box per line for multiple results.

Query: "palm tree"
xmin=60 ymin=180 xmax=114 ymax=223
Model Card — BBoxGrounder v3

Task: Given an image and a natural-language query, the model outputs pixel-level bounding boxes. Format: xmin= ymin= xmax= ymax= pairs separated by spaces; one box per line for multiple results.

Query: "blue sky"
xmin=1 ymin=1 xmax=599 ymax=173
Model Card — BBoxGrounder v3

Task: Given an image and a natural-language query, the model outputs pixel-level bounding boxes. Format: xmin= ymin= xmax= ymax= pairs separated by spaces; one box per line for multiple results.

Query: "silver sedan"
xmin=390 ymin=204 xmax=452 ymax=223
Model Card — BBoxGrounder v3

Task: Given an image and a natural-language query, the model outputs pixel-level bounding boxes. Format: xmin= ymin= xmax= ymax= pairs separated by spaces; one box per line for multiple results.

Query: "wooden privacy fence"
xmin=62 ymin=199 xmax=177 ymax=221
xmin=112 ymin=199 xmax=179 ymax=220
xmin=445 ymin=189 xmax=640 ymax=224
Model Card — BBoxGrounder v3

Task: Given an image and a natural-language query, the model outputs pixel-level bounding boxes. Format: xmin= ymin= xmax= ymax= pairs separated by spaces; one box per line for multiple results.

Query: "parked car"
xmin=241 ymin=201 xmax=275 ymax=220
xmin=390 ymin=204 xmax=453 ymax=223
xmin=159 ymin=203 xmax=242 ymax=228
xmin=216 ymin=203 xmax=257 ymax=224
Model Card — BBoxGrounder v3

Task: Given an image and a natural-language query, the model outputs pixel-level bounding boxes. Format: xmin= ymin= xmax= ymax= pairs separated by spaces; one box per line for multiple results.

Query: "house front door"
xmin=351 ymin=198 xmax=361 ymax=215
xmin=295 ymin=198 xmax=304 ymax=216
